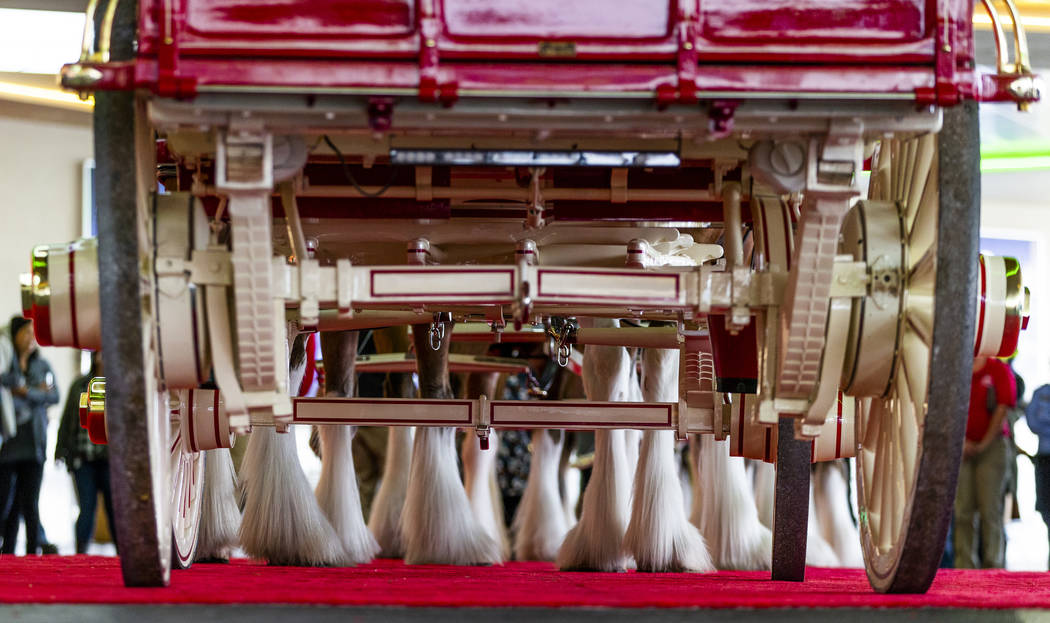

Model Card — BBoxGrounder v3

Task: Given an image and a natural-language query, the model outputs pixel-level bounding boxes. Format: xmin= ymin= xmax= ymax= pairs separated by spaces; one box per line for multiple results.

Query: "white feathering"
xmin=806 ymin=479 xmax=841 ymax=568
xmin=238 ymin=334 xmax=351 ymax=566
xmin=624 ymin=347 xmax=714 ymax=572
xmin=462 ymin=429 xmax=510 ymax=560
xmin=401 ymin=426 xmax=503 ymax=564
xmin=556 ymin=324 xmax=633 ymax=571
xmin=690 ymin=434 xmax=773 ymax=570
xmin=813 ymin=461 xmax=864 ymax=567
xmin=623 ymin=361 xmax=642 ymax=487
xmin=194 ymin=447 xmax=241 ymax=562
xmin=315 ymin=425 xmax=381 ymax=563
xmin=513 ymin=429 xmax=570 ymax=561
xmin=368 ymin=426 xmax=414 ymax=557
xmin=239 ymin=426 xmax=352 ymax=566
xmin=752 ymin=459 xmax=775 ymax=530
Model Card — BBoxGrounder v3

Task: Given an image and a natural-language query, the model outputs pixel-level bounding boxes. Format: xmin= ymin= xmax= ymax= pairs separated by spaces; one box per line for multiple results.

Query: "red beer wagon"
xmin=20 ymin=0 xmax=1038 ymax=593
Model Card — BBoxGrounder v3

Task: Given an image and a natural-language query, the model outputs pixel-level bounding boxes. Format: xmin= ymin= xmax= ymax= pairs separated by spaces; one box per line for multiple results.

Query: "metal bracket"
xmin=526 ymin=167 xmax=546 ymax=230
xmin=475 ymin=393 xmax=491 ymax=450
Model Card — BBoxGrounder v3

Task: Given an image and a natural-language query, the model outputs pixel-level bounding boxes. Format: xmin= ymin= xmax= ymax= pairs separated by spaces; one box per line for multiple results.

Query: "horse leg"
xmin=315 ymin=330 xmax=380 ymax=563
xmin=401 ymin=322 xmax=502 ymax=565
xmin=624 ymin=346 xmax=714 ymax=572
xmin=238 ymin=332 xmax=350 ymax=566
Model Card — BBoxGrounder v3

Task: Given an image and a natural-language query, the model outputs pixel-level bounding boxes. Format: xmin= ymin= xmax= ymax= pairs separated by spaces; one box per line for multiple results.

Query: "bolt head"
xmin=769 ymin=141 xmax=806 ymax=177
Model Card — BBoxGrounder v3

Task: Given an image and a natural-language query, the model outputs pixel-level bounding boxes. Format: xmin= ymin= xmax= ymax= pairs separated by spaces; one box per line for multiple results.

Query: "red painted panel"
xmin=442 ymin=0 xmax=671 ymax=40
xmin=701 ymin=0 xmax=927 ymax=43
xmin=184 ymin=0 xmax=415 ymax=38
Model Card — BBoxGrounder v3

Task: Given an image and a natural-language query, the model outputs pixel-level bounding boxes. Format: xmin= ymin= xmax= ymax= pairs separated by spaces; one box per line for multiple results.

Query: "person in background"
xmin=55 ymin=350 xmax=115 ymax=554
xmin=954 ymin=356 xmax=1016 ymax=569
xmin=0 ymin=317 xmax=59 ymax=555
xmin=1025 ymin=380 xmax=1050 ymax=568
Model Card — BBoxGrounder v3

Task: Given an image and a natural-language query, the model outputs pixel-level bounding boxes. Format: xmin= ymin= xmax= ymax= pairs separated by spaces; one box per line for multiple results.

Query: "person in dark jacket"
xmin=0 ymin=317 xmax=59 ymax=555
xmin=55 ymin=350 xmax=114 ymax=554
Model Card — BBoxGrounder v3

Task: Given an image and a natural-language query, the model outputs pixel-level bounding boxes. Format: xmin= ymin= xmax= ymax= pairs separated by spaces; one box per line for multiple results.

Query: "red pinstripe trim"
xmin=490 ymin=402 xmax=673 ymax=428
xmin=781 ymin=204 xmax=793 ymax=270
xmin=68 ymin=245 xmax=80 ymax=350
xmin=537 ymin=269 xmax=680 ymax=301
xmin=187 ymin=389 xmax=198 ymax=453
xmin=736 ymin=397 xmax=745 ymax=456
xmin=212 ymin=390 xmax=222 ymax=449
xmin=761 ymin=210 xmax=771 ymax=267
xmin=835 ymin=393 xmax=843 ymax=459
xmin=370 ymin=268 xmax=514 ymax=298
xmin=299 ymin=333 xmax=317 ymax=396
xmin=974 ymin=255 xmax=987 ymax=357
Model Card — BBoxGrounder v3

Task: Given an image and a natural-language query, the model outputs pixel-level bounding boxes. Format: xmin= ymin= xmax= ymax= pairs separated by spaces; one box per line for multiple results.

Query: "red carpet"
xmin=0 ymin=556 xmax=1048 ymax=609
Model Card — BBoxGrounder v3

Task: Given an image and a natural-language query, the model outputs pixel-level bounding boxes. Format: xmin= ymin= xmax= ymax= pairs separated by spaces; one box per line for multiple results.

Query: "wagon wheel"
xmin=752 ymin=196 xmax=812 ymax=581
xmin=94 ymin=0 xmax=187 ymax=586
xmin=170 ymin=402 xmax=205 ymax=569
xmin=845 ymin=103 xmax=978 ymax=593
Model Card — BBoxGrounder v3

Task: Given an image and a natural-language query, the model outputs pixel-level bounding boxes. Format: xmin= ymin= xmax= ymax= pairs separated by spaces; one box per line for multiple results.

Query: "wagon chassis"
xmin=21 ymin=0 xmax=1039 ymax=596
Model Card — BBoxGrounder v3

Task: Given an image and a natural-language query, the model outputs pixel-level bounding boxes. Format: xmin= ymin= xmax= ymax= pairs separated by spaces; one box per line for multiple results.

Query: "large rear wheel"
xmin=848 ymin=103 xmax=979 ymax=593
xmin=96 ymin=88 xmax=174 ymax=586
xmin=95 ymin=0 xmax=191 ymax=585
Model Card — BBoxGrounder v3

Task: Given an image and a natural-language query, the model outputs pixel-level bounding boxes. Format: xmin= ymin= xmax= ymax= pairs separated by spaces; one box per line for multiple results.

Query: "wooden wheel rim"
xmin=855 ymin=132 xmax=939 ymax=588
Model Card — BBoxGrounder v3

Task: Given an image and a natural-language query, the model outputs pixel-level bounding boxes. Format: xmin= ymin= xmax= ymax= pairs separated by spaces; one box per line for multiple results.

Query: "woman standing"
xmin=0 ymin=317 xmax=59 ymax=555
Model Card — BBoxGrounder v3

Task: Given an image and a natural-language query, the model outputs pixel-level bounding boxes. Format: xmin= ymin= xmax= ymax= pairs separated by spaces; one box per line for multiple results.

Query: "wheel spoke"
xmin=908 ymin=156 xmax=938 ymax=258
xmin=168 ymin=449 xmax=184 ymax=524
xmin=906 ymin=294 xmax=934 ymax=347
xmin=909 ymin=245 xmax=936 ymax=292
xmin=875 ymin=404 xmax=894 ymax=551
xmin=900 ymin=139 xmax=917 ymax=207
xmin=890 ymin=140 xmax=902 ymax=201
xmin=905 ymin=135 xmax=935 ymax=227
xmin=872 ymin=143 xmax=891 ymax=201
xmin=867 ymin=399 xmax=888 ymax=538
xmin=888 ymin=395 xmax=906 ymax=545
xmin=897 ymin=330 xmax=926 ymax=482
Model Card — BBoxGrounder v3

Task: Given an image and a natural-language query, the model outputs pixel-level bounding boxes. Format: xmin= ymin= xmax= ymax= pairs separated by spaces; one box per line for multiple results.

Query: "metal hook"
xmin=429 ymin=322 xmax=443 ymax=351
xmin=556 ymin=343 xmax=571 ymax=368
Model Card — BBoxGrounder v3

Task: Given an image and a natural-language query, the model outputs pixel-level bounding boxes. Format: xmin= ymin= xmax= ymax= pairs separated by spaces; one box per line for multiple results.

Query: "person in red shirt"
xmin=954 ymin=356 xmax=1016 ymax=568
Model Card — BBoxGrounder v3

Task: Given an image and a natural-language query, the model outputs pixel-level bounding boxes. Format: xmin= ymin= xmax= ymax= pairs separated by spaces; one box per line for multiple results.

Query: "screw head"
xmin=769 ymin=141 xmax=806 ymax=177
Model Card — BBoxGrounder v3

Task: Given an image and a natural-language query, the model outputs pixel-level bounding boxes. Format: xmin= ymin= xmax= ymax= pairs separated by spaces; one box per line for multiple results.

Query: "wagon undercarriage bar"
xmin=288 ymin=398 xmax=683 ymax=432
xmin=149 ymin=97 xmax=941 ymax=141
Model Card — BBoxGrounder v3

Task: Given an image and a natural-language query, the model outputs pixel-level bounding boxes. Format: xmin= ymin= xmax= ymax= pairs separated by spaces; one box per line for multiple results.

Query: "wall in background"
xmin=981 ymin=169 xmax=1050 ymax=395
xmin=0 ymin=100 xmax=91 ymax=552
xmin=0 ymin=101 xmax=90 ymax=391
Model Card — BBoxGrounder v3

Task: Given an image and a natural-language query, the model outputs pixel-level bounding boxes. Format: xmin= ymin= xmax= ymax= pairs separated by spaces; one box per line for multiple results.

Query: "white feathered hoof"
xmin=690 ymin=435 xmax=772 ymax=571
xmin=462 ymin=429 xmax=510 ymax=560
xmin=625 ymin=347 xmax=714 ymax=572
xmin=316 ymin=425 xmax=381 ymax=563
xmin=751 ymin=459 xmax=775 ymax=530
xmin=513 ymin=429 xmax=569 ymax=562
xmin=368 ymin=426 xmax=414 ymax=558
xmin=625 ymin=430 xmax=715 ymax=573
xmin=556 ymin=429 xmax=631 ymax=572
xmin=401 ymin=426 xmax=502 ymax=565
xmin=239 ymin=426 xmax=352 ymax=566
xmin=194 ymin=447 xmax=241 ymax=563
xmin=813 ymin=460 xmax=864 ymax=567
xmin=557 ymin=337 xmax=633 ymax=572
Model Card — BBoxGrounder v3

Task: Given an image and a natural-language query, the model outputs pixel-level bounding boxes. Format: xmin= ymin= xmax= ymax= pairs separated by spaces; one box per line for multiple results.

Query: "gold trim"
xmin=30 ymin=245 xmax=50 ymax=315
xmin=88 ymin=377 xmax=107 ymax=416
xmin=1002 ymin=255 xmax=1025 ymax=323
